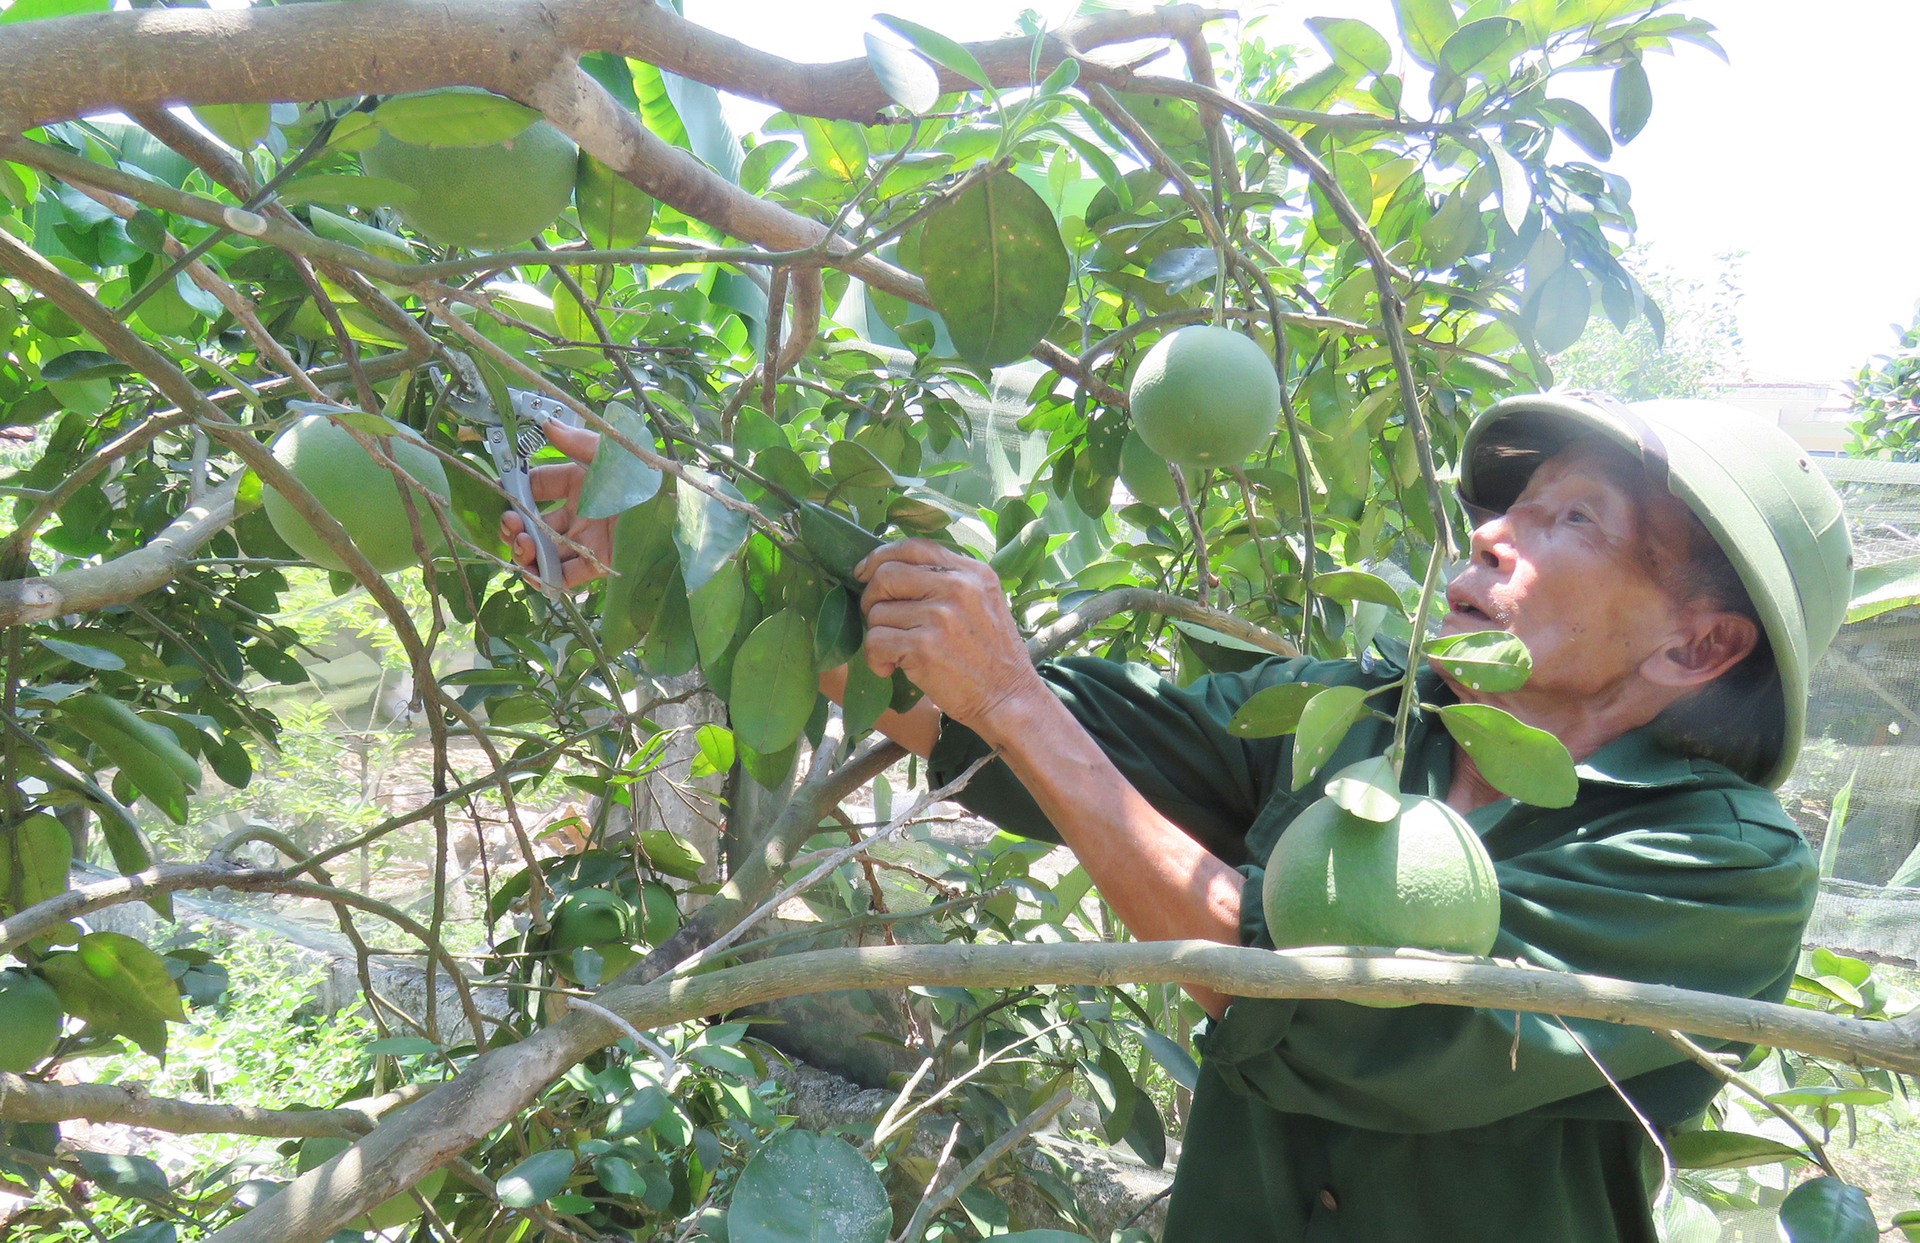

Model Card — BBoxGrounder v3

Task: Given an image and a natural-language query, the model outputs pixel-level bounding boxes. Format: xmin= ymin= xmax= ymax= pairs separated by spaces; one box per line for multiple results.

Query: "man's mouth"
xmin=1444 ymin=586 xmax=1494 ymax=624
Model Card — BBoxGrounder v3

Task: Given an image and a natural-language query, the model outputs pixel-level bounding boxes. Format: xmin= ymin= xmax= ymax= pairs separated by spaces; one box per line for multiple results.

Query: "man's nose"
xmin=1468 ymin=513 xmax=1517 ymax=570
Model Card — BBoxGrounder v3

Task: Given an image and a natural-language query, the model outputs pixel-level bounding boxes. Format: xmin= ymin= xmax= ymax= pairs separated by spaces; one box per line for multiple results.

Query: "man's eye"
xmin=1566 ymin=509 xmax=1591 ymax=524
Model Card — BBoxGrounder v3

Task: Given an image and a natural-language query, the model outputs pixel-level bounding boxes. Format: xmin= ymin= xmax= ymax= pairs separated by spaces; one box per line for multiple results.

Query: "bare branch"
xmin=0 ymin=1074 xmax=424 ymax=1139
xmin=1027 ymin=587 xmax=1300 ymax=660
xmin=204 ymin=939 xmax=1920 ymax=1243
xmin=0 ymin=477 xmax=241 ymax=626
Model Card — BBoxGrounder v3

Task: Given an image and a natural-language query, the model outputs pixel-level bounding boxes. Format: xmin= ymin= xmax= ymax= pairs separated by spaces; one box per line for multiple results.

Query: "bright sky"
xmin=690 ymin=0 xmax=1920 ymax=385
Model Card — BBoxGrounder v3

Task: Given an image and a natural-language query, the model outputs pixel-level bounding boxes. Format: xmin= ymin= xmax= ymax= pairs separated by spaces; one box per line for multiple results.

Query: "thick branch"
xmin=0 ymin=477 xmax=240 ymax=626
xmin=0 ymin=2 xmax=1225 ymax=129
xmin=0 ymin=1074 xmax=419 ymax=1139
xmin=206 ymin=939 xmax=1920 ymax=1243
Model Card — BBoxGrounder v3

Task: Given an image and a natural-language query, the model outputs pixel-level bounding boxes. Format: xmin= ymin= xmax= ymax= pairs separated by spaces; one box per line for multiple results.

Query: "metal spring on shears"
xmin=514 ymin=425 xmax=547 ymax=459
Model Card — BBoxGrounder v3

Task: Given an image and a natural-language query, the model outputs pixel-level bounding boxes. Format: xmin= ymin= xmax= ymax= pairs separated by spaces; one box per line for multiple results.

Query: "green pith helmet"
xmin=1458 ymin=393 xmax=1854 ymax=789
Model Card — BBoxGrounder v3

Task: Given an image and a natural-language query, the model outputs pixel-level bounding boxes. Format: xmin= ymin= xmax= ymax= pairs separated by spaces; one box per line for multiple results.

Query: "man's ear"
xmin=1642 ymin=611 xmax=1760 ymax=689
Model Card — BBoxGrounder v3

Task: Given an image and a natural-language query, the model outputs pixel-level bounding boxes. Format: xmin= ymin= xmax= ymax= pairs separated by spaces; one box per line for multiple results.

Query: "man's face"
xmin=1440 ymin=438 xmax=1701 ymax=699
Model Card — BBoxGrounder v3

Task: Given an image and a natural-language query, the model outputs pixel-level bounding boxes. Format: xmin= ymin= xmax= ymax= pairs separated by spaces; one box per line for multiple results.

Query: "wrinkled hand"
xmin=856 ymin=540 xmax=1048 ymax=741
xmin=500 ymin=420 xmax=612 ymax=589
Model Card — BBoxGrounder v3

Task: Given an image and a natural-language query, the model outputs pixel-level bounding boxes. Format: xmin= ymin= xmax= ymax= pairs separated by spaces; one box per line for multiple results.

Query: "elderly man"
xmin=511 ymin=393 xmax=1852 ymax=1242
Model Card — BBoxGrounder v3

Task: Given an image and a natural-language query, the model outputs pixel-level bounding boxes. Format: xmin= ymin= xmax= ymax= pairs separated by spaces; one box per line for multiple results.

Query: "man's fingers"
xmin=543 ymin=420 xmax=601 ymax=466
xmin=855 ymin=537 xmax=974 ymax=581
xmin=861 ymin=625 xmax=909 ymax=678
xmin=526 ymin=461 xmax=587 ymax=505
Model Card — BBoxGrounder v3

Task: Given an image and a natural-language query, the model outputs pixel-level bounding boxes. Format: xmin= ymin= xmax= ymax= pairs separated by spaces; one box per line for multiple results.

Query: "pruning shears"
xmin=437 ymin=361 xmax=580 ymax=594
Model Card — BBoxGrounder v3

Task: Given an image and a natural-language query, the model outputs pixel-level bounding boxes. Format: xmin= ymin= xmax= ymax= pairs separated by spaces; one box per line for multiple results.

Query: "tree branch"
xmin=203 ymin=939 xmax=1920 ymax=1243
xmin=0 ymin=1074 xmax=423 ymax=1139
xmin=0 ymin=477 xmax=241 ymax=626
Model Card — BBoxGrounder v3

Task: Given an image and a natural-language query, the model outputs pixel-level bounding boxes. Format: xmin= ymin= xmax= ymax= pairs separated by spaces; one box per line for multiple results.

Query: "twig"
xmin=1654 ymin=1027 xmax=1838 ymax=1180
xmin=894 ymin=1085 xmax=1075 ymax=1242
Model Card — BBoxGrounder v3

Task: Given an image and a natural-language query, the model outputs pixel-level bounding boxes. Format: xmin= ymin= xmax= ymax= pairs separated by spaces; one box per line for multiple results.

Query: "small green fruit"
xmin=0 ymin=970 xmax=62 ymax=1072
xmin=639 ymin=881 xmax=679 ymax=947
xmin=359 ymin=90 xmax=578 ymax=250
xmin=551 ymin=889 xmax=626 ymax=951
xmin=1262 ymin=793 xmax=1501 ymax=961
xmin=262 ymin=414 xmax=451 ymax=575
xmin=1118 ymin=428 xmax=1198 ymax=509
xmin=1128 ymin=324 xmax=1281 ymax=468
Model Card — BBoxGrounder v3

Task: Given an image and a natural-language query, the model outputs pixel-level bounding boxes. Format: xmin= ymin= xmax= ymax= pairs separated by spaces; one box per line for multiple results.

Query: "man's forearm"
xmin=973 ymin=687 xmax=1244 ymax=1016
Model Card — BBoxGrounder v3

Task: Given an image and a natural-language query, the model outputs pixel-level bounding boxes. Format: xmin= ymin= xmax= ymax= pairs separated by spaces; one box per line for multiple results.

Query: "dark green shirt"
xmin=929 ymin=652 xmax=1816 ymax=1243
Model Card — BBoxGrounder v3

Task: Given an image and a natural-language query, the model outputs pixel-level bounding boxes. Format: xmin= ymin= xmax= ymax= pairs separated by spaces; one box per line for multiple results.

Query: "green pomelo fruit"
xmin=0 ymin=970 xmax=62 ymax=1072
xmin=639 ymin=881 xmax=679 ymax=946
xmin=262 ymin=415 xmax=451 ymax=575
xmin=1262 ymin=793 xmax=1501 ymax=962
xmin=575 ymin=152 xmax=655 ymax=250
xmin=1128 ymin=324 xmax=1281 ymax=468
xmin=359 ymin=93 xmax=577 ymax=250
xmin=1118 ymin=428 xmax=1198 ymax=509
xmin=298 ymin=1136 xmax=446 ymax=1230
xmin=551 ymin=890 xmax=626 ymax=951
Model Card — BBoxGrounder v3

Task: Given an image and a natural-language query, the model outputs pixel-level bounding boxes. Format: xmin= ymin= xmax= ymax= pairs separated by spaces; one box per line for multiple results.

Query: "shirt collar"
xmin=1404 ymin=665 xmax=1703 ymax=793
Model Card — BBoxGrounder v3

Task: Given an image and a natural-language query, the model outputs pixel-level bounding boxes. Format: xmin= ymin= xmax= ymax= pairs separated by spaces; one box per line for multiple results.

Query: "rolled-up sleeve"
xmin=928 ymin=654 xmax=1348 ymax=864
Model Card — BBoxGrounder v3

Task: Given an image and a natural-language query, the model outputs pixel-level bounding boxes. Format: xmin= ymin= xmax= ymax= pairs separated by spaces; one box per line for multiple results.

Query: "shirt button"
xmin=1319 ymin=1188 xmax=1339 ymax=1211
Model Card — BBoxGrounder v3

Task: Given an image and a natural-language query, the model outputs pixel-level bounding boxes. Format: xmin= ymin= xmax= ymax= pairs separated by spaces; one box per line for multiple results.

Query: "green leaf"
xmin=575 ymin=152 xmax=655 ymax=249
xmin=918 ymin=170 xmax=1071 ymax=368
xmin=863 ymin=33 xmax=942 ymax=114
xmin=1767 ymin=1086 xmax=1892 ymax=1108
xmin=496 ymin=1149 xmax=576 ymax=1209
xmin=1142 ymin=246 xmax=1219 ymax=296
xmin=729 ymin=1130 xmax=890 ymax=1243
xmin=1438 ymin=17 xmax=1519 ymax=77
xmin=0 ymin=812 xmax=72 ymax=911
xmin=579 ymin=402 xmax=664 ymax=520
xmin=1436 ymin=704 xmax=1577 ymax=808
xmin=1423 ymin=630 xmax=1532 ymax=692
xmin=1390 ymin=0 xmax=1458 ymax=68
xmin=1891 ymin=1209 xmax=1920 ymax=1242
xmin=0 ymin=0 xmax=109 ymax=24
xmin=75 ymin=1151 xmax=169 ymax=1201
xmin=601 ymin=491 xmax=678 ymax=653
xmin=873 ymin=14 xmax=992 ymax=91
xmin=38 ymin=636 xmax=125 ymax=670
xmin=827 ymin=439 xmax=899 ymax=490
xmin=1120 ymin=1020 xmax=1199 ymax=1093
xmin=40 ymin=932 xmax=185 ymax=1059
xmin=276 ymin=173 xmax=420 ymax=208
xmin=796 ymin=116 xmax=868 ymax=181
xmin=1311 ymin=570 xmax=1405 ymax=611
xmin=1290 ymin=685 xmax=1370 ymax=791
xmin=1667 ymin=1129 xmax=1811 ymax=1171
xmin=1778 ymin=1177 xmax=1876 ymax=1243
xmin=729 ymin=610 xmax=816 ymax=755
xmin=638 ymin=829 xmax=706 ymax=882
xmin=1227 ymin=683 xmax=1327 ymax=739
xmin=364 ymin=1036 xmax=440 ymax=1057
xmin=1539 ymin=98 xmax=1611 ymax=159
xmin=1483 ymin=140 xmax=1530 ymax=233
xmin=689 ymin=564 xmax=746 ymax=669
xmin=673 ymin=467 xmax=751 ymax=595
xmin=814 ymin=585 xmax=865 ymax=672
xmin=689 ymin=723 xmax=735 ymax=779
xmin=1323 ymin=755 xmax=1400 ymax=823
xmin=841 ymin=653 xmax=892 ymax=740
xmin=1306 ymin=17 xmax=1392 ymax=76
xmin=1845 ymin=554 xmax=1920 ymax=622
xmin=190 ymin=103 xmax=271 ymax=152
xmin=1526 ymin=263 xmax=1592 ymax=355
xmin=1609 ymin=58 xmax=1653 ymax=143
xmin=372 ymin=91 xmax=540 ymax=147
